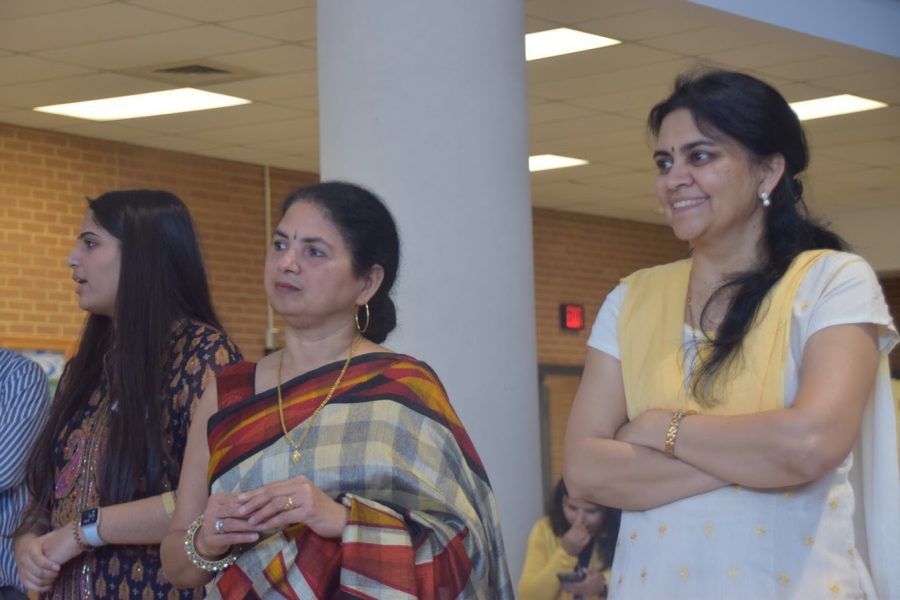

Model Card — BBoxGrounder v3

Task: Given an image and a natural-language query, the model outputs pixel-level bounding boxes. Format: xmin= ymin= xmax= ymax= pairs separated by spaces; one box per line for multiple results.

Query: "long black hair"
xmin=282 ymin=181 xmax=400 ymax=344
xmin=21 ymin=190 xmax=223 ymax=528
xmin=547 ymin=479 xmax=621 ymax=569
xmin=648 ymin=69 xmax=847 ymax=405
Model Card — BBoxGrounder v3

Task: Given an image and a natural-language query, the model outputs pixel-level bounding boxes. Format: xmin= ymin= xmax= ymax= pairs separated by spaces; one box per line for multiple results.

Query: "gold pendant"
xmin=291 ymin=449 xmax=301 ymax=463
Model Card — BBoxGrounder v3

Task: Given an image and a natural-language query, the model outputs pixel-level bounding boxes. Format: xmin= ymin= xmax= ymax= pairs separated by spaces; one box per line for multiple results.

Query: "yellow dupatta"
xmin=618 ymin=249 xmax=836 ymax=419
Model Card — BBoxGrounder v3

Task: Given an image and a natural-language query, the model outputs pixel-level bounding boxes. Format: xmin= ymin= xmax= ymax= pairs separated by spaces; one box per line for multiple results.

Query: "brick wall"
xmin=532 ymin=207 xmax=688 ymax=366
xmin=880 ymin=275 xmax=900 ymax=374
xmin=0 ymin=122 xmax=316 ymax=360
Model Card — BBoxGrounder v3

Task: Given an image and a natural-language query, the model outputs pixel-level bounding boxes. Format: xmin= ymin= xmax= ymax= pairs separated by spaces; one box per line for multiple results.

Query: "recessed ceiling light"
xmin=529 ymin=154 xmax=589 ymax=172
xmin=789 ymin=94 xmax=887 ymax=121
xmin=525 ymin=28 xmax=621 ymax=61
xmin=34 ymin=88 xmax=250 ymax=121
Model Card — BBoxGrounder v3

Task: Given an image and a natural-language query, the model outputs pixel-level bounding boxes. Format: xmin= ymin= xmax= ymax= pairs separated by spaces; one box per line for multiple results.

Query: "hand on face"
xmin=560 ymin=513 xmax=593 ymax=557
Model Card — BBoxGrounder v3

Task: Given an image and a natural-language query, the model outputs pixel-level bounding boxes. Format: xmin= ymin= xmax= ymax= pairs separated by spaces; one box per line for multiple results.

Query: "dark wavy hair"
xmin=282 ymin=181 xmax=400 ymax=344
xmin=20 ymin=190 xmax=223 ymax=530
xmin=648 ymin=69 xmax=847 ymax=406
xmin=547 ymin=479 xmax=621 ymax=569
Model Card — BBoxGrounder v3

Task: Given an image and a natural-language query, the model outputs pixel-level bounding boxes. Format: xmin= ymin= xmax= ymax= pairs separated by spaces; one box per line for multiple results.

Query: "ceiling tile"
xmin=0 ymin=0 xmax=106 ymax=20
xmin=641 ymin=25 xmax=761 ymax=55
xmin=0 ymin=72 xmax=164 ymax=108
xmin=0 ymin=55 xmax=93 ymax=86
xmin=193 ymin=116 xmax=318 ymax=144
xmin=527 ymin=43 xmax=680 ymax=85
xmin=35 ymin=25 xmax=277 ymax=70
xmin=202 ymin=71 xmax=318 ymax=101
xmin=580 ymin=6 xmax=708 ymax=42
xmin=223 ymin=7 xmax=316 ymax=43
xmin=127 ymin=134 xmax=223 ymax=154
xmin=213 ymin=44 xmax=316 ymax=75
xmin=525 ymin=0 xmax=667 ymax=25
xmin=759 ymin=56 xmax=875 ymax=83
xmin=529 ymin=101 xmax=599 ymax=124
xmin=104 ymin=102 xmax=306 ymax=135
xmin=0 ymin=4 xmax=195 ymax=52
xmin=126 ymin=0 xmax=310 ymax=23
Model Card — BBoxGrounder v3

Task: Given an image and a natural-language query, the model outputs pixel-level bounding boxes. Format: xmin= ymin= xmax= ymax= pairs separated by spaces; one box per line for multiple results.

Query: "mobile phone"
xmin=557 ymin=569 xmax=587 ymax=584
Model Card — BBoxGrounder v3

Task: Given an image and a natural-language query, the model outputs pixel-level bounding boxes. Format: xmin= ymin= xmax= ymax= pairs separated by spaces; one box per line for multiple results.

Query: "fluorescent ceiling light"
xmin=526 ymin=27 xmax=621 ymax=61
xmin=34 ymin=88 xmax=250 ymax=121
xmin=789 ymin=94 xmax=887 ymax=121
xmin=529 ymin=154 xmax=589 ymax=172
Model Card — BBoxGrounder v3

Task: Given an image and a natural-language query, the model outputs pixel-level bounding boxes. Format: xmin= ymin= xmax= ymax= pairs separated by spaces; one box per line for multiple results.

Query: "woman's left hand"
xmin=238 ymin=476 xmax=348 ymax=539
xmin=40 ymin=523 xmax=84 ymax=566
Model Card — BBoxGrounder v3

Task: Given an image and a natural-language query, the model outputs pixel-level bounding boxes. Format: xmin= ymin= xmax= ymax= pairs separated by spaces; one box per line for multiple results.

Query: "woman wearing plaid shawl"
xmin=161 ymin=182 xmax=513 ymax=599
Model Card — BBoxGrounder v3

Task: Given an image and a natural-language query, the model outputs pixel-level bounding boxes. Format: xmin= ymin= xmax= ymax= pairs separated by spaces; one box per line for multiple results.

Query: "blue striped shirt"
xmin=0 ymin=349 xmax=50 ymax=590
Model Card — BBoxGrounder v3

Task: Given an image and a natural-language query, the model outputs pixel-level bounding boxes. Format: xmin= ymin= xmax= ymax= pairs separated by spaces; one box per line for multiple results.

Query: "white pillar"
xmin=318 ymin=0 xmax=542 ymax=584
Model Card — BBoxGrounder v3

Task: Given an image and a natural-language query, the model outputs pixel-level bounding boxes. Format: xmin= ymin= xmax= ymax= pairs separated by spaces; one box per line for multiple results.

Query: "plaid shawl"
xmin=205 ymin=353 xmax=513 ymax=599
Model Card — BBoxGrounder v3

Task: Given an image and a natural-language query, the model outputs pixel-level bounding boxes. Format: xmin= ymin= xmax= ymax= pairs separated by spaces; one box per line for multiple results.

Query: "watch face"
xmin=80 ymin=508 xmax=99 ymax=527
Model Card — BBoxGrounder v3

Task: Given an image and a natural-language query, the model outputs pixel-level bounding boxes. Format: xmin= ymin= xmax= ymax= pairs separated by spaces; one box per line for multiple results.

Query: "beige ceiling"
xmin=1 ymin=0 xmax=898 ymax=225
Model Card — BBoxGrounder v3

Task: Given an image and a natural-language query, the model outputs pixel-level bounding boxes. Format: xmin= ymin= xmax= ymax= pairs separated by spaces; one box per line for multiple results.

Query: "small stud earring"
xmin=759 ymin=191 xmax=771 ymax=207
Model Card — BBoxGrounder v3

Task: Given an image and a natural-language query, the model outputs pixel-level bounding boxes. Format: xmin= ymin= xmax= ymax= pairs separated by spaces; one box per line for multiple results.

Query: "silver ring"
xmin=215 ymin=519 xmax=225 ymax=534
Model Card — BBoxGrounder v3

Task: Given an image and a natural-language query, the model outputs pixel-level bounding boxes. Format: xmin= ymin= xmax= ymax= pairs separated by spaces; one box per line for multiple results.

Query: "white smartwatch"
xmin=80 ymin=508 xmax=107 ymax=547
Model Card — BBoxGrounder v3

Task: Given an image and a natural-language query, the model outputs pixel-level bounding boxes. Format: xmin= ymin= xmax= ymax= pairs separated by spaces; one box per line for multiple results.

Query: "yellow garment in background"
xmin=519 ymin=517 xmax=609 ymax=600
xmin=618 ymin=249 xmax=838 ymax=417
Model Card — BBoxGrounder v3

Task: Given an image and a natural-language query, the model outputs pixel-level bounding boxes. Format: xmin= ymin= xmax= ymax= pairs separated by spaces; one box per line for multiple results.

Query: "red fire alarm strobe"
xmin=559 ymin=303 xmax=585 ymax=331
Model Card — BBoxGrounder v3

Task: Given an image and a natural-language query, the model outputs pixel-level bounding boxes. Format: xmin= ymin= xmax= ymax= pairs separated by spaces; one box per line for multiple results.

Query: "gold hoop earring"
xmin=355 ymin=303 xmax=370 ymax=334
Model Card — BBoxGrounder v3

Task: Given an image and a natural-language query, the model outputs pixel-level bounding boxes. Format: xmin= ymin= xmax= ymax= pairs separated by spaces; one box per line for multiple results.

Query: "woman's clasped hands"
xmin=195 ymin=476 xmax=349 ymax=559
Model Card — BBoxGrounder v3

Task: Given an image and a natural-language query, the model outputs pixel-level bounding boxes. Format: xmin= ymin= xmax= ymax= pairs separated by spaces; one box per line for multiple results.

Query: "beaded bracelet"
xmin=183 ymin=515 xmax=240 ymax=572
xmin=71 ymin=521 xmax=92 ymax=552
xmin=663 ymin=409 xmax=697 ymax=458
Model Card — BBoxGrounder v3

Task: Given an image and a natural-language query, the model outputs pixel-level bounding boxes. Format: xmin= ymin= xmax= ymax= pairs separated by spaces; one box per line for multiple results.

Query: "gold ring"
xmin=284 ymin=496 xmax=294 ymax=511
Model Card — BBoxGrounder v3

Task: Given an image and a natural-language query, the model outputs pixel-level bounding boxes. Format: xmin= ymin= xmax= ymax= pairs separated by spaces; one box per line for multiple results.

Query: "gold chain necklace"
xmin=276 ymin=337 xmax=358 ymax=464
xmin=686 ymin=292 xmax=700 ymax=345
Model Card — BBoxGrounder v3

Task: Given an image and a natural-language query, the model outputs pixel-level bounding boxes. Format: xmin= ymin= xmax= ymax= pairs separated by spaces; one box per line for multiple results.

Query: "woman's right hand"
xmin=562 ymin=568 xmax=607 ymax=598
xmin=14 ymin=532 xmax=61 ymax=593
xmin=560 ymin=514 xmax=592 ymax=557
xmin=193 ymin=492 xmax=259 ymax=559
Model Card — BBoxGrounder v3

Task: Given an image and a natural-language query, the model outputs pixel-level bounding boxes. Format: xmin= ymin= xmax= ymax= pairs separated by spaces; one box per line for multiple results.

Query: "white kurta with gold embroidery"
xmin=588 ymin=252 xmax=899 ymax=599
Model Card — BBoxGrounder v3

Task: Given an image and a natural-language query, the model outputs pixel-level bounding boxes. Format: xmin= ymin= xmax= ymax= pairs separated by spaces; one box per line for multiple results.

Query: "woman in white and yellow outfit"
xmin=565 ymin=70 xmax=899 ymax=599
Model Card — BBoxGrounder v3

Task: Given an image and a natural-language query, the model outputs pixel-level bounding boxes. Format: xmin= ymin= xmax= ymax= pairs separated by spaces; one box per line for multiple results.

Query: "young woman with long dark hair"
xmin=14 ymin=190 xmax=242 ymax=598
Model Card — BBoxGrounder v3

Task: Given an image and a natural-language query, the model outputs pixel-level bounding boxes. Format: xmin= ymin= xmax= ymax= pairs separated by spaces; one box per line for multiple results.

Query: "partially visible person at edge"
xmin=159 ymin=181 xmax=513 ymax=599
xmin=564 ymin=69 xmax=899 ymax=599
xmin=519 ymin=478 xmax=620 ymax=600
xmin=13 ymin=190 xmax=242 ymax=598
xmin=0 ymin=349 xmax=50 ymax=600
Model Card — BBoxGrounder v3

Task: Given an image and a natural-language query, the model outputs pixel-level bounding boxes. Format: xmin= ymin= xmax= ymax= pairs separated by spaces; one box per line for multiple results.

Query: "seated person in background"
xmin=0 ymin=349 xmax=49 ymax=600
xmin=519 ymin=478 xmax=620 ymax=600
xmin=160 ymin=181 xmax=513 ymax=599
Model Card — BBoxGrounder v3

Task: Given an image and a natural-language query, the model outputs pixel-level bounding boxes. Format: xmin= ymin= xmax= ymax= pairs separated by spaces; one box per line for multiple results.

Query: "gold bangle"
xmin=184 ymin=515 xmax=240 ymax=572
xmin=664 ymin=409 xmax=697 ymax=458
xmin=161 ymin=491 xmax=176 ymax=518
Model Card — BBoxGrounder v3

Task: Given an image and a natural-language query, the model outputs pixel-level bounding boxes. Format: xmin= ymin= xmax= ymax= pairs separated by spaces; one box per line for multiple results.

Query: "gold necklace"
xmin=686 ymin=291 xmax=700 ymax=345
xmin=276 ymin=337 xmax=358 ymax=464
